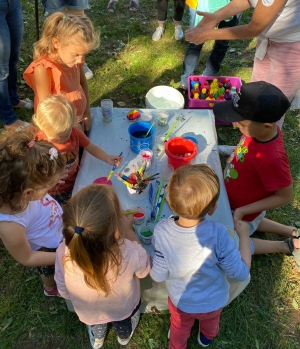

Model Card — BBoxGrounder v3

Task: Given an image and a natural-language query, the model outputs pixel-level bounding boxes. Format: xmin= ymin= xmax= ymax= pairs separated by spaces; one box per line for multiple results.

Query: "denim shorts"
xmin=247 ymin=211 xmax=266 ymax=236
xmin=42 ymin=0 xmax=88 ymax=13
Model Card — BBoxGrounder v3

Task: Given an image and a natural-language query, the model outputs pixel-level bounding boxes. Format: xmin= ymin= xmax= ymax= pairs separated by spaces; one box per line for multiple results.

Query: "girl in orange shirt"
xmin=24 ymin=12 xmax=99 ymax=131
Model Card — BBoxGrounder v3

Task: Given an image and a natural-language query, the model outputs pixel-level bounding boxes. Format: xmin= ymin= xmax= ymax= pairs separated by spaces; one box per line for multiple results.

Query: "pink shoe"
xmin=43 ymin=286 xmax=60 ymax=297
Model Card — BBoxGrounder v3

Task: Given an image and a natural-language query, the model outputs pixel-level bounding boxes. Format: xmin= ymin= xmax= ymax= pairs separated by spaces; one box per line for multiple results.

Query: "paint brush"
xmin=163 ymin=117 xmax=180 ymax=142
xmin=144 ymin=121 xmax=155 ymax=138
xmin=124 ymin=210 xmax=140 ymax=215
xmin=107 ymin=151 xmax=123 ymax=182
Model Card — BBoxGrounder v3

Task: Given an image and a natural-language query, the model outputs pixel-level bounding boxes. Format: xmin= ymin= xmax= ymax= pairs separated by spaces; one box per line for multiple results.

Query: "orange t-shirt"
xmin=23 ymin=55 xmax=87 ymax=119
xmin=37 ymin=127 xmax=90 ymax=196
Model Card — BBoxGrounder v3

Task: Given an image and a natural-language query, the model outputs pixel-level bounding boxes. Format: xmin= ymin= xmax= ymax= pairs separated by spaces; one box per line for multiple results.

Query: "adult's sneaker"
xmin=218 ymin=145 xmax=235 ymax=156
xmin=175 ymin=25 xmax=184 ymax=40
xmin=152 ymin=27 xmax=164 ymax=41
xmin=83 ymin=63 xmax=94 ymax=80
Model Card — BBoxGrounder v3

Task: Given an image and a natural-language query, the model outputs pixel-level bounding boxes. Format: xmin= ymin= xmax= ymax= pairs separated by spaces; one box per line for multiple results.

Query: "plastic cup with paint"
xmin=101 ymin=99 xmax=113 ymax=122
xmin=132 ymin=206 xmax=146 ymax=225
xmin=138 ymin=223 xmax=154 ymax=245
xmin=157 ymin=111 xmax=169 ymax=126
xmin=93 ymin=177 xmax=112 ymax=185
xmin=156 ymin=135 xmax=165 ymax=152
xmin=137 ymin=148 xmax=153 ymax=171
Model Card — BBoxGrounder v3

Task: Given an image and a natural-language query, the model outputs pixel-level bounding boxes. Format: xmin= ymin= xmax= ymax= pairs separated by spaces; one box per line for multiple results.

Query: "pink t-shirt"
xmin=55 ymin=239 xmax=150 ymax=325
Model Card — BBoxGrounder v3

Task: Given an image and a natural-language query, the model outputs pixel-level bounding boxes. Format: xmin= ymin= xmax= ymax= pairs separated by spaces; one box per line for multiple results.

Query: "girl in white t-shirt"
xmin=0 ymin=129 xmax=65 ymax=296
xmin=55 ymin=184 xmax=150 ymax=349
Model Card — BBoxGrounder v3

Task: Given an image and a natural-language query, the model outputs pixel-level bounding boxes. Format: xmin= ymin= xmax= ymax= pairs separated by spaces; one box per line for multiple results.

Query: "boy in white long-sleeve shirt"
xmin=150 ymin=164 xmax=251 ymax=348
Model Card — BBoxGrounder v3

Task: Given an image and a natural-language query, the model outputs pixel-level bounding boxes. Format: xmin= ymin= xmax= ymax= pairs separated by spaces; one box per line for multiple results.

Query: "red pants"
xmin=168 ymin=298 xmax=222 ymax=349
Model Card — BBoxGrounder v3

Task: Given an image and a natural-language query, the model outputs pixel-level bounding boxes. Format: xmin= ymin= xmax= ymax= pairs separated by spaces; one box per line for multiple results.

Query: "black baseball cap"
xmin=213 ymin=81 xmax=290 ymax=123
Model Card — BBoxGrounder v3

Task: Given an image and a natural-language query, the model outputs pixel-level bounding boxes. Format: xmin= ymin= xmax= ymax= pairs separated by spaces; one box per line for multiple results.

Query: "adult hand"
xmin=185 ymin=11 xmax=218 ymax=45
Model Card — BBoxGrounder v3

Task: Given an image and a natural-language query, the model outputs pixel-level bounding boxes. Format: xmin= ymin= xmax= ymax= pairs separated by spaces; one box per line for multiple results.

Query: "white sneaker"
xmin=117 ymin=309 xmax=140 ymax=345
xmin=218 ymin=145 xmax=235 ymax=156
xmin=175 ymin=25 xmax=184 ymax=40
xmin=83 ymin=63 xmax=94 ymax=80
xmin=152 ymin=27 xmax=164 ymax=41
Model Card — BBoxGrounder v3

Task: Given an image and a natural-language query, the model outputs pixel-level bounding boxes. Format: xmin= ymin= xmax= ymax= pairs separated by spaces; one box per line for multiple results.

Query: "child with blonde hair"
xmin=0 ymin=129 xmax=65 ymax=296
xmin=150 ymin=164 xmax=251 ymax=348
xmin=33 ymin=94 xmax=122 ymax=204
xmin=23 ymin=12 xmax=99 ymax=131
xmin=55 ymin=184 xmax=150 ymax=348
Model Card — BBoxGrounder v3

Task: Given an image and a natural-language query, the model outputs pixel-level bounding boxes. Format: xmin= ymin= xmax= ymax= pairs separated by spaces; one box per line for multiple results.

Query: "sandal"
xmin=284 ymin=230 xmax=300 ymax=270
xmin=129 ymin=0 xmax=139 ymax=11
xmin=12 ymin=98 xmax=33 ymax=110
xmin=107 ymin=0 xmax=117 ymax=12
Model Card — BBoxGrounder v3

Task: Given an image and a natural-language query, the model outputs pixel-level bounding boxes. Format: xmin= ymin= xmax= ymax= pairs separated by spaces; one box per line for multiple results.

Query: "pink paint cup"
xmin=93 ymin=177 xmax=112 ymax=185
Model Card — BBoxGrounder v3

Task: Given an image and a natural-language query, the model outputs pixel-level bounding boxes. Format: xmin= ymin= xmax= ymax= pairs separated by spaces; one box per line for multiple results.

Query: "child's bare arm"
xmin=0 ymin=222 xmax=56 ymax=266
xmin=85 ymin=142 xmax=123 ymax=166
xmin=233 ymin=184 xmax=293 ymax=220
xmin=234 ymin=219 xmax=251 ymax=271
xmin=34 ymin=65 xmax=52 ymax=102
xmin=79 ymin=65 xmax=91 ymax=131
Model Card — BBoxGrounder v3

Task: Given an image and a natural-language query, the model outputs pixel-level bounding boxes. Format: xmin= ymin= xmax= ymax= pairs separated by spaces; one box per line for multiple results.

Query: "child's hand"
xmin=233 ymin=207 xmax=245 ymax=221
xmin=82 ymin=114 xmax=92 ymax=132
xmin=106 ymin=154 xmax=123 ymax=167
xmin=234 ymin=219 xmax=249 ymax=236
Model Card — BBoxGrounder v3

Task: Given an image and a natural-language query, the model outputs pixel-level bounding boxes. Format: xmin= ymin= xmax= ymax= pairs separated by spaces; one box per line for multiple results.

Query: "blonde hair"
xmin=0 ymin=129 xmax=65 ymax=213
xmin=62 ymin=184 xmax=123 ymax=295
xmin=33 ymin=95 xmax=75 ymax=139
xmin=167 ymin=164 xmax=220 ymax=220
xmin=33 ymin=12 xmax=100 ymax=60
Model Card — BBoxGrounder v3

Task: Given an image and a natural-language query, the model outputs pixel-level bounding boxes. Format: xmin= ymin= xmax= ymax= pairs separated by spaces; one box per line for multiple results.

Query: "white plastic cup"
xmin=101 ymin=99 xmax=113 ymax=122
xmin=138 ymin=224 xmax=154 ymax=245
xmin=156 ymin=135 xmax=165 ymax=152
xmin=137 ymin=148 xmax=153 ymax=171
xmin=157 ymin=111 xmax=169 ymax=126
xmin=132 ymin=206 xmax=146 ymax=225
xmin=160 ymin=163 xmax=174 ymax=182
xmin=141 ymin=112 xmax=153 ymax=122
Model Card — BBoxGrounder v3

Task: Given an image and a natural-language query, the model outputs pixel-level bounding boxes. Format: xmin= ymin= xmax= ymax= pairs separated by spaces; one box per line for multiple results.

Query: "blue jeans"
xmin=180 ymin=11 xmax=240 ymax=87
xmin=0 ymin=0 xmax=23 ymax=125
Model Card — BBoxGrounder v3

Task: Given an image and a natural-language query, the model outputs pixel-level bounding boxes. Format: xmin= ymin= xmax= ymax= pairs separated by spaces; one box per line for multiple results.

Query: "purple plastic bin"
xmin=187 ymin=75 xmax=242 ymax=126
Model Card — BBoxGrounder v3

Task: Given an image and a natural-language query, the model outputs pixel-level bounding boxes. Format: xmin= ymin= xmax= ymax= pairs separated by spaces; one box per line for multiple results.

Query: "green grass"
xmin=1 ymin=0 xmax=300 ymax=348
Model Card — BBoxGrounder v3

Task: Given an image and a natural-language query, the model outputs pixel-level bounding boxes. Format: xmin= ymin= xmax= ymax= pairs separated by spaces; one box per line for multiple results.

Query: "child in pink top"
xmin=23 ymin=12 xmax=99 ymax=131
xmin=55 ymin=184 xmax=150 ymax=349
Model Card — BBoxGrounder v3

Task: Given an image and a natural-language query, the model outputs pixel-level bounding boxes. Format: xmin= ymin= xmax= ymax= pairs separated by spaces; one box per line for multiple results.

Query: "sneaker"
xmin=83 ymin=63 xmax=94 ymax=80
xmin=87 ymin=325 xmax=105 ymax=349
xmin=175 ymin=25 xmax=184 ymax=40
xmin=152 ymin=27 xmax=164 ymax=41
xmin=177 ymin=84 xmax=187 ymax=96
xmin=197 ymin=331 xmax=212 ymax=347
xmin=218 ymin=145 xmax=235 ymax=156
xmin=43 ymin=285 xmax=60 ymax=297
xmin=117 ymin=309 xmax=140 ymax=345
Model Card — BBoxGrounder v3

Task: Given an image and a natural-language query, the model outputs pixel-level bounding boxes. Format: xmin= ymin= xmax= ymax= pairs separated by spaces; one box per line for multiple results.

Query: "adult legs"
xmin=251 ymin=40 xmax=300 ymax=128
xmin=179 ymin=43 xmax=204 ymax=87
xmin=0 ymin=0 xmax=23 ymax=126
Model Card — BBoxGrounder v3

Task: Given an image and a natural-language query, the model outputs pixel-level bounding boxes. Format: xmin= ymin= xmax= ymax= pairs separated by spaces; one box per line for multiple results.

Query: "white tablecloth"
xmin=67 ymin=107 xmax=250 ymax=313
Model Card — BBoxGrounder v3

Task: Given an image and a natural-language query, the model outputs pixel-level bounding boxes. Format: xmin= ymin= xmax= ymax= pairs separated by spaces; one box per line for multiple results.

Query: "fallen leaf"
xmin=292 ymin=298 xmax=298 ymax=310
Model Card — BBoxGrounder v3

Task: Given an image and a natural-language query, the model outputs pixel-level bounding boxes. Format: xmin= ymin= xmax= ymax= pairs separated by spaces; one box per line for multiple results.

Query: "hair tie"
xmin=74 ymin=226 xmax=84 ymax=234
xmin=28 ymin=140 xmax=35 ymax=148
xmin=49 ymin=147 xmax=58 ymax=160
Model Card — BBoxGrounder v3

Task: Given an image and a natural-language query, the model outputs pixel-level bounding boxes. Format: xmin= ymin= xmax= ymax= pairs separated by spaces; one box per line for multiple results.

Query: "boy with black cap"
xmin=213 ymin=81 xmax=299 ymax=268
